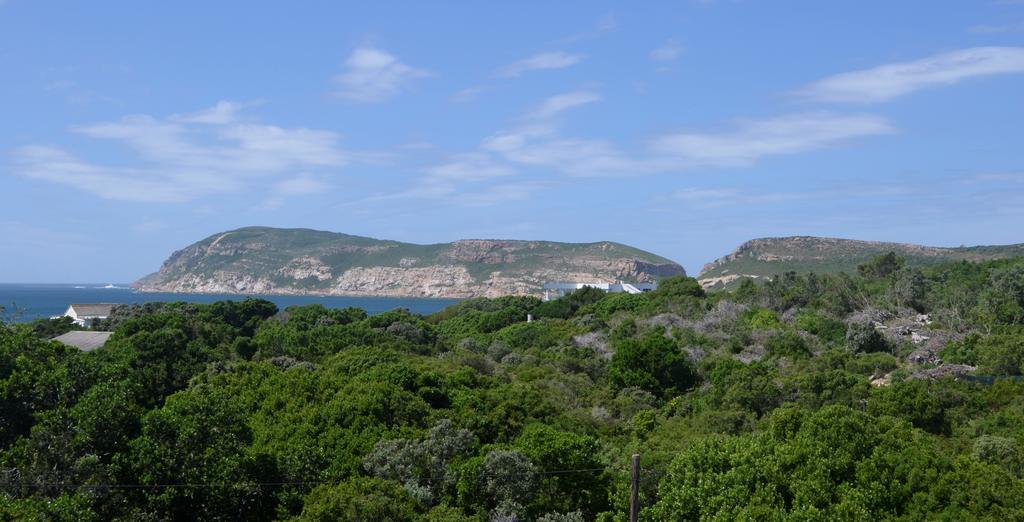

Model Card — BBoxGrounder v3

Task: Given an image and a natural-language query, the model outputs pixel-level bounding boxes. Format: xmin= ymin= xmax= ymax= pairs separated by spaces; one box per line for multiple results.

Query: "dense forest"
xmin=4 ymin=253 xmax=1024 ymax=520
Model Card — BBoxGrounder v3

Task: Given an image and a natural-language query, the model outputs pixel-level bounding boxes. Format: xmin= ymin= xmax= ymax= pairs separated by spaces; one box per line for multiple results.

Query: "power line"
xmin=2 ymin=466 xmax=612 ymax=491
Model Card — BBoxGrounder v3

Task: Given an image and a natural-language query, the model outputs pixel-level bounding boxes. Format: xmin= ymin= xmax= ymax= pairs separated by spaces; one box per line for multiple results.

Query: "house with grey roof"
xmin=63 ymin=303 xmax=115 ymax=326
xmin=52 ymin=331 xmax=113 ymax=351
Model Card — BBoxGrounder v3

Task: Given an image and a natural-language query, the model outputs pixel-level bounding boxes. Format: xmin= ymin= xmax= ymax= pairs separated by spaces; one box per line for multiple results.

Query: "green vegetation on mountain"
xmin=699 ymin=236 xmax=1024 ymax=290
xmin=6 ymin=253 xmax=1024 ymax=519
xmin=134 ymin=227 xmax=685 ymax=298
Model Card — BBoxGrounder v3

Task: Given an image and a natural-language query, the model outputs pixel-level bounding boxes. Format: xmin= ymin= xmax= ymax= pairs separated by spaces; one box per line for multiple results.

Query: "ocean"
xmin=0 ymin=283 xmax=461 ymax=323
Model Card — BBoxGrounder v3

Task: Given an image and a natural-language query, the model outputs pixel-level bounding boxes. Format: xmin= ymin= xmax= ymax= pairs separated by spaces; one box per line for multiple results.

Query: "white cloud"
xmin=670 ymin=187 xmax=812 ymax=208
xmin=650 ymin=38 xmax=684 ymax=62
xmin=525 ymin=90 xmax=601 ymax=120
xmin=332 ymin=47 xmax=430 ymax=103
xmin=651 ymin=112 xmax=895 ymax=167
xmin=425 ymin=153 xmax=517 ymax=182
xmin=479 ymin=111 xmax=892 ymax=176
xmin=14 ymin=102 xmax=349 ymax=203
xmin=483 ymin=130 xmax=644 ymax=177
xmin=797 ymin=46 xmax=1024 ymax=103
xmin=672 ymin=188 xmax=739 ymax=201
xmin=274 ymin=174 xmax=330 ymax=195
xmin=171 ymin=100 xmax=247 ymax=124
xmin=496 ymin=51 xmax=583 ymax=78
xmin=459 ymin=182 xmax=546 ymax=207
xmin=14 ymin=145 xmax=223 ymax=203
xmin=361 ymin=151 xmax=522 ymax=208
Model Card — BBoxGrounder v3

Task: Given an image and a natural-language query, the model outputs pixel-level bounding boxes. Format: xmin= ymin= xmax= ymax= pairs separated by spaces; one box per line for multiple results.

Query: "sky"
xmin=2 ymin=1 xmax=1024 ymax=283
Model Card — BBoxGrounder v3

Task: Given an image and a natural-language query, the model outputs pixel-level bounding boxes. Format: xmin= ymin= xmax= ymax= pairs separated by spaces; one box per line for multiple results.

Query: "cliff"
xmin=698 ymin=236 xmax=1024 ymax=289
xmin=134 ymin=227 xmax=686 ymax=298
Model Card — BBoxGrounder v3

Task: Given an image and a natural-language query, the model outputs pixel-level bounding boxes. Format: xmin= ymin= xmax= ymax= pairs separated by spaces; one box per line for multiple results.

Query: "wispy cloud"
xmin=670 ymin=187 xmax=812 ymax=208
xmin=496 ymin=51 xmax=583 ymax=78
xmin=171 ymin=100 xmax=250 ymax=124
xmin=274 ymin=173 xmax=331 ymax=195
xmin=558 ymin=13 xmax=618 ymax=44
xmin=425 ymin=153 xmax=517 ymax=183
xmin=525 ymin=90 xmax=601 ymax=119
xmin=332 ymin=47 xmax=430 ymax=103
xmin=964 ymin=171 xmax=1024 ymax=183
xmin=450 ymin=85 xmax=488 ymax=103
xmin=652 ymin=112 xmax=895 ymax=167
xmin=650 ymin=38 xmax=684 ymax=63
xmin=474 ymin=98 xmax=893 ymax=178
xmin=797 ymin=46 xmax=1024 ymax=103
xmin=358 ymin=152 xmax=523 ymax=207
xmin=14 ymin=102 xmax=349 ymax=203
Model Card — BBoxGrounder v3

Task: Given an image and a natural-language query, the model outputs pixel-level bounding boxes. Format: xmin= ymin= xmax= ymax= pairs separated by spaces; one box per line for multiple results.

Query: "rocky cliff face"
xmin=697 ymin=236 xmax=1024 ymax=289
xmin=134 ymin=227 xmax=686 ymax=298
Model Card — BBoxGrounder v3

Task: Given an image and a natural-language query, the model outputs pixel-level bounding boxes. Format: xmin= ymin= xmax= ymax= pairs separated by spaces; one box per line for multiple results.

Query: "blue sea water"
xmin=0 ymin=283 xmax=461 ymax=323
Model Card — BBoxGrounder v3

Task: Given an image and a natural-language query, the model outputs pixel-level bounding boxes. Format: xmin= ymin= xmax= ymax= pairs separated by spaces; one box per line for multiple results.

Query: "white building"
xmin=63 ymin=303 xmax=115 ymax=326
xmin=542 ymin=282 xmax=658 ymax=301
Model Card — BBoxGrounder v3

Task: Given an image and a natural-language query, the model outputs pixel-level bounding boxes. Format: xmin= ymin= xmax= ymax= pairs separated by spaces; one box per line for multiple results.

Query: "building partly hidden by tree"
xmin=4 ymin=254 xmax=1024 ymax=519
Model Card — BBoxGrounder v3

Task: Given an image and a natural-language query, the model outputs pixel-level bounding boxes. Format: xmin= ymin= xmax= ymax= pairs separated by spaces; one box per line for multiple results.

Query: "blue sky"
xmin=2 ymin=1 xmax=1024 ymax=282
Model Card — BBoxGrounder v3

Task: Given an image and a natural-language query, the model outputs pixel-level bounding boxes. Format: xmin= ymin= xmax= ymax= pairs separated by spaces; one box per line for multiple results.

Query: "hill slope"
xmin=698 ymin=236 xmax=1024 ymax=289
xmin=134 ymin=227 xmax=685 ymax=298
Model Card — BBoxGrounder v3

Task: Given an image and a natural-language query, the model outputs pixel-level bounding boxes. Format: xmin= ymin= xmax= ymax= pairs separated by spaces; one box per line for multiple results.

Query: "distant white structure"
xmin=542 ymin=282 xmax=658 ymax=301
xmin=63 ymin=303 xmax=115 ymax=326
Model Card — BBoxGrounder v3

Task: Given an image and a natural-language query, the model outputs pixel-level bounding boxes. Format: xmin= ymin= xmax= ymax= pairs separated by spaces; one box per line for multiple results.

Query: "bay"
xmin=0 ymin=283 xmax=461 ymax=323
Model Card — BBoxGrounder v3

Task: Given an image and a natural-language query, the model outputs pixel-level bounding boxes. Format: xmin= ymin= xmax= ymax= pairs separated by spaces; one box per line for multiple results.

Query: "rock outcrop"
xmin=698 ymin=236 xmax=1024 ymax=289
xmin=134 ymin=227 xmax=686 ymax=298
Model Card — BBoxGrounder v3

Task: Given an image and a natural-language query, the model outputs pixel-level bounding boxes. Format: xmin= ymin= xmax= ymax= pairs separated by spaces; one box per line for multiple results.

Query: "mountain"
xmin=698 ymin=236 xmax=1024 ymax=289
xmin=134 ymin=227 xmax=686 ymax=298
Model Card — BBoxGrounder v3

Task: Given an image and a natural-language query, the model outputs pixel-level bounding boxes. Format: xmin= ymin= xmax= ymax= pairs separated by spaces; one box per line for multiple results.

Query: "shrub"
xmin=845 ymin=322 xmax=890 ymax=354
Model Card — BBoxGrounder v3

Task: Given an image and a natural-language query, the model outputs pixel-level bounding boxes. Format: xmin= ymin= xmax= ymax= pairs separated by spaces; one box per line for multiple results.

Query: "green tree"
xmin=298 ymin=477 xmax=420 ymax=521
xmin=976 ymin=333 xmax=1024 ymax=375
xmin=858 ymin=252 xmax=905 ymax=279
xmin=608 ymin=331 xmax=697 ymax=398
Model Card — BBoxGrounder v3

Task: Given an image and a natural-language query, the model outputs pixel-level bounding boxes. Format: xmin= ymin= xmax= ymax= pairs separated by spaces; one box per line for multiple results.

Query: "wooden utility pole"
xmin=630 ymin=453 xmax=640 ymax=522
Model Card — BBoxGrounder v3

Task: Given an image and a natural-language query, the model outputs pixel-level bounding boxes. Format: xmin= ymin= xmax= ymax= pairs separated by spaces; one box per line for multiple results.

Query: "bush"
xmin=845 ymin=322 xmax=890 ymax=354
xmin=765 ymin=330 xmax=812 ymax=359
xmin=976 ymin=334 xmax=1024 ymax=376
xmin=745 ymin=309 xmax=782 ymax=330
xmin=608 ymin=331 xmax=698 ymax=398
xmin=794 ymin=310 xmax=847 ymax=345
xmin=298 ymin=477 xmax=420 ymax=521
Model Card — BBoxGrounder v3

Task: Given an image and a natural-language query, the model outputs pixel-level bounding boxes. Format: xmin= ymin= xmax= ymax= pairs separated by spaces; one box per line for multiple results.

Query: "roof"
xmin=67 ymin=303 xmax=115 ymax=317
xmin=52 ymin=331 xmax=114 ymax=351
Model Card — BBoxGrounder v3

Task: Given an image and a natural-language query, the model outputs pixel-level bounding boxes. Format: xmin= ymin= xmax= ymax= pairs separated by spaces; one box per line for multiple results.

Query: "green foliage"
xmin=764 ymin=330 xmax=811 ymax=359
xmin=845 ymin=322 xmax=890 ymax=354
xmin=858 ymin=251 xmax=906 ymax=279
xmin=515 ymin=424 xmax=610 ymax=517
xmin=298 ymin=477 xmax=421 ymax=521
xmin=26 ymin=316 xmax=83 ymax=338
xmin=940 ymin=333 xmax=980 ymax=365
xmin=649 ymin=404 xmax=1024 ymax=520
xmin=744 ymin=308 xmax=782 ymax=330
xmin=608 ymin=330 xmax=697 ymax=398
xmin=654 ymin=276 xmax=705 ymax=300
xmin=795 ymin=310 xmax=847 ymax=345
xmin=868 ymin=379 xmax=952 ymax=434
xmin=976 ymin=332 xmax=1024 ymax=375
xmin=534 ymin=286 xmax=607 ymax=319
xmin=5 ymin=256 xmax=1024 ymax=519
